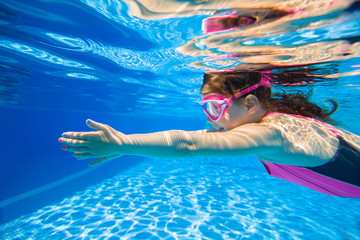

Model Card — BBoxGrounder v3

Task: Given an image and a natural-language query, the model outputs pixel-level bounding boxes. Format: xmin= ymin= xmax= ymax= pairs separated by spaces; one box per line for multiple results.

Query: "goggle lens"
xmin=201 ymin=101 xmax=226 ymax=121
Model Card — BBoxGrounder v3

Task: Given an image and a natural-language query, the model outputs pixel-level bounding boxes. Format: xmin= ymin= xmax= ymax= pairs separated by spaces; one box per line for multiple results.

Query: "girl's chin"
xmin=217 ymin=127 xmax=226 ymax=132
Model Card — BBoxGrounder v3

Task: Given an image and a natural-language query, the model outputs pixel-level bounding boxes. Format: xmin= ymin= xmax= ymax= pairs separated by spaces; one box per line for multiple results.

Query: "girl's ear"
xmin=244 ymin=94 xmax=259 ymax=113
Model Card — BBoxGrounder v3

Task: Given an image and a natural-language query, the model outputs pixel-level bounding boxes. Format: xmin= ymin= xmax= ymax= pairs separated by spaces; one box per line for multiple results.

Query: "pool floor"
xmin=1 ymin=157 xmax=360 ymax=240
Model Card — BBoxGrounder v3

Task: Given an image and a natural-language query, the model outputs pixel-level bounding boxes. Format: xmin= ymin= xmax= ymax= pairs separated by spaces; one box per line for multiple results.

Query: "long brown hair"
xmin=201 ymin=71 xmax=338 ymax=125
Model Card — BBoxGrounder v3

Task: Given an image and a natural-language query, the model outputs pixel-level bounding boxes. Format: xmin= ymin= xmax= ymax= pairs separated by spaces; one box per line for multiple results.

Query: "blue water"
xmin=1 ymin=0 xmax=360 ymax=239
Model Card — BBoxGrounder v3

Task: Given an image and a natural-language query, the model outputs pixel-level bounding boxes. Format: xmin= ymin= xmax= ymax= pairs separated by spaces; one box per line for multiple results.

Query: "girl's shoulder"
xmin=261 ymin=112 xmax=360 ymax=140
xmin=261 ymin=112 xmax=336 ymax=134
xmin=258 ymin=112 xmax=340 ymax=164
xmin=259 ymin=112 xmax=321 ymax=131
xmin=260 ymin=112 xmax=360 ymax=153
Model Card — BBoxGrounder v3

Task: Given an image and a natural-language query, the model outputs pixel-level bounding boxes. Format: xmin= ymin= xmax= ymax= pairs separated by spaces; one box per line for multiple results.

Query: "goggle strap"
xmin=232 ymin=74 xmax=272 ymax=99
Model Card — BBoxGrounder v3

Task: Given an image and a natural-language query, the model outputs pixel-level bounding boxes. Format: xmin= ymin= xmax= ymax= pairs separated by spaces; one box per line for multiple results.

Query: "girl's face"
xmin=201 ymin=92 xmax=252 ymax=131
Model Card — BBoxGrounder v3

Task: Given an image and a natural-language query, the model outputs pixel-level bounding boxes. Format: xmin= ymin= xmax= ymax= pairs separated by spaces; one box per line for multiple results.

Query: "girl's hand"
xmin=59 ymin=119 xmax=127 ymax=166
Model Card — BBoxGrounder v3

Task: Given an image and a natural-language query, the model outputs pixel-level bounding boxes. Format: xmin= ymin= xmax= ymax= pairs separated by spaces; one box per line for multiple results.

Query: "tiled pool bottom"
xmin=1 ymin=157 xmax=360 ymax=240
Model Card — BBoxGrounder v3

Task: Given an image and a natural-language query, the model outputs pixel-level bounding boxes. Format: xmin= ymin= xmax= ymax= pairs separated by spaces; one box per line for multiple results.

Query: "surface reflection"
xmin=0 ymin=0 xmax=359 ymax=120
xmin=123 ymin=0 xmax=342 ymax=19
xmin=123 ymin=0 xmax=360 ymax=80
xmin=174 ymin=0 xmax=359 ymax=74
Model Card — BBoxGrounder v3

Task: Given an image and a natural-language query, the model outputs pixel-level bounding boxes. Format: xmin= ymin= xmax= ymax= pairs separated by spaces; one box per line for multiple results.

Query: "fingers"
xmin=62 ymin=120 xmax=113 ymax=140
xmin=62 ymin=145 xmax=91 ymax=153
xmin=86 ymin=119 xmax=111 ymax=132
xmin=62 ymin=131 xmax=101 ymax=141
xmin=62 ymin=132 xmax=90 ymax=140
xmin=60 ymin=119 xmax=122 ymax=166
xmin=59 ymin=137 xmax=88 ymax=146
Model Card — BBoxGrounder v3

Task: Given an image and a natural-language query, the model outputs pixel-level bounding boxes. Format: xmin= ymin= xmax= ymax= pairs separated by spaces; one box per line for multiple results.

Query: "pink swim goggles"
xmin=200 ymin=75 xmax=272 ymax=122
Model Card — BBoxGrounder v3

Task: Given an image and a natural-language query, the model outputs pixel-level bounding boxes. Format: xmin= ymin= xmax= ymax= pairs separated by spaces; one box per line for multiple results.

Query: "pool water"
xmin=1 ymin=0 xmax=360 ymax=239
xmin=2 ymin=157 xmax=360 ymax=239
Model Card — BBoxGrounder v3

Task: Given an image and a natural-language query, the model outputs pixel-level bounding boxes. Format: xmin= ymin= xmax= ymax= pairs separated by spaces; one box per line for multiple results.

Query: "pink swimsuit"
xmin=259 ymin=113 xmax=360 ymax=198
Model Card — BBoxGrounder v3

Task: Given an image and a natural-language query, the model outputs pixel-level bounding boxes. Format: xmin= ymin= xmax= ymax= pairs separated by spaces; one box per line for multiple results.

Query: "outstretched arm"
xmin=60 ymin=119 xmax=280 ymax=166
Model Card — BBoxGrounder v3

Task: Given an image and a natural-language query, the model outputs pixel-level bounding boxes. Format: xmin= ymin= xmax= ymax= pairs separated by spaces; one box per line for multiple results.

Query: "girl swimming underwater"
xmin=59 ymin=71 xmax=360 ymax=198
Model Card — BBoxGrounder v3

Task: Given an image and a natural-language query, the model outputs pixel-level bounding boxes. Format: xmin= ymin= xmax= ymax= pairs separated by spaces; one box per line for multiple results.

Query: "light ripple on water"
xmin=1 ymin=157 xmax=360 ymax=240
